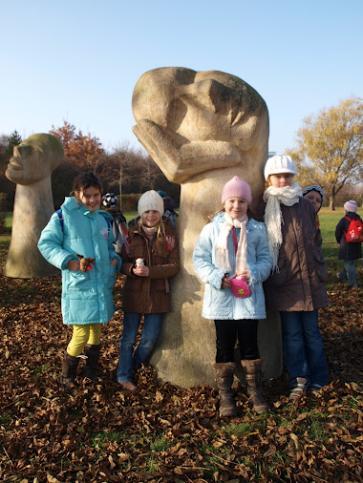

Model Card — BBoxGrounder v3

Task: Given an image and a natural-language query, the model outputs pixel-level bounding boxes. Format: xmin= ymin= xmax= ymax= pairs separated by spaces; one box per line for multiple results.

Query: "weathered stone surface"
xmin=5 ymin=133 xmax=64 ymax=278
xmin=132 ymin=67 xmax=281 ymax=387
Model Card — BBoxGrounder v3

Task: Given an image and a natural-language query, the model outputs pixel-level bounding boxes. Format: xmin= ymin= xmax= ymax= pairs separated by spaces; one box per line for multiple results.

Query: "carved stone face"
xmin=6 ymin=133 xmax=63 ymax=185
xmin=133 ymin=68 xmax=267 ymax=149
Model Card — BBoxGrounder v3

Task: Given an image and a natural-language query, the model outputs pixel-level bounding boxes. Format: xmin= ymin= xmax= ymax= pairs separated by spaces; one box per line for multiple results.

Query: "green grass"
xmin=150 ymin=436 xmax=171 ymax=452
xmin=123 ymin=211 xmax=137 ymax=222
xmin=223 ymin=422 xmax=252 ymax=436
xmin=90 ymin=431 xmax=125 ymax=449
xmin=319 ymin=207 xmax=344 ymax=260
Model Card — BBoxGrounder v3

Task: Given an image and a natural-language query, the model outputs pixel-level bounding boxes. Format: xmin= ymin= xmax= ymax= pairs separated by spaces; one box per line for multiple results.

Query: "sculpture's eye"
xmin=17 ymin=144 xmax=33 ymax=157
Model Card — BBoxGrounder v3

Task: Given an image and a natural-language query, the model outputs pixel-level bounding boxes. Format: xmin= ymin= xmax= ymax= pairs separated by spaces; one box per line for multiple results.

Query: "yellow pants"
xmin=67 ymin=324 xmax=102 ymax=357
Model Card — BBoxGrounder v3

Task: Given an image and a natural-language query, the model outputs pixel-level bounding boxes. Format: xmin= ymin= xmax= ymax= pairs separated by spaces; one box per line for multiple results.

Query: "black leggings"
xmin=214 ymin=319 xmax=259 ymax=363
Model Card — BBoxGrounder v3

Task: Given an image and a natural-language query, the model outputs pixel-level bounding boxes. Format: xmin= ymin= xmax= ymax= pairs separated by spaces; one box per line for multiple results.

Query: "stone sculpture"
xmin=5 ymin=133 xmax=64 ymax=278
xmin=132 ymin=67 xmax=282 ymax=387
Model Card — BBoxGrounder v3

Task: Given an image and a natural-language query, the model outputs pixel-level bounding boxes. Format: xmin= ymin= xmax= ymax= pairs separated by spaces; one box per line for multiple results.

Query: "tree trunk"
xmin=330 ymin=187 xmax=336 ymax=210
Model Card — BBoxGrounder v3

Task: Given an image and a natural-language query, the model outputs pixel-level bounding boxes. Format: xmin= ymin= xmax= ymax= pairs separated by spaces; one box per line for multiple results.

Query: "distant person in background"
xmin=102 ymin=193 xmax=128 ymax=255
xmin=303 ymin=185 xmax=324 ymax=245
xmin=335 ymin=200 xmax=362 ymax=288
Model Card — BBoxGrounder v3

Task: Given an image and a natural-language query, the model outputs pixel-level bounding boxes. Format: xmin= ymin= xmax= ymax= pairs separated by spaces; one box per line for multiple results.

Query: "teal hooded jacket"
xmin=38 ymin=197 xmax=122 ymax=325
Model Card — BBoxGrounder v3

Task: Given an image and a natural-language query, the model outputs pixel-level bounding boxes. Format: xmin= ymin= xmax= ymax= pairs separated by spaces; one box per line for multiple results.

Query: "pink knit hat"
xmin=344 ymin=200 xmax=358 ymax=213
xmin=221 ymin=176 xmax=252 ymax=204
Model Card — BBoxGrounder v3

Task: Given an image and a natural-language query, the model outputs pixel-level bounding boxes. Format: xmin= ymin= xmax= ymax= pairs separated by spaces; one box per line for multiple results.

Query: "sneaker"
xmin=289 ymin=377 xmax=307 ymax=400
xmin=337 ymin=271 xmax=347 ymax=282
xmin=118 ymin=380 xmax=137 ymax=392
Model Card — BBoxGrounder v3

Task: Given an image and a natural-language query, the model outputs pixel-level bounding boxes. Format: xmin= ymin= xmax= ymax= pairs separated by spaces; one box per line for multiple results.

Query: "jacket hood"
xmin=61 ymin=196 xmax=84 ymax=212
xmin=61 ymin=197 xmax=113 ymax=221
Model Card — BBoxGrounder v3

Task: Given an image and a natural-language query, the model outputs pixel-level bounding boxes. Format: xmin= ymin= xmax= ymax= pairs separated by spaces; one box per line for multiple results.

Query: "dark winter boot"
xmin=214 ymin=362 xmax=237 ymax=417
xmin=241 ymin=359 xmax=269 ymax=414
xmin=61 ymin=352 xmax=80 ymax=387
xmin=83 ymin=344 xmax=101 ymax=380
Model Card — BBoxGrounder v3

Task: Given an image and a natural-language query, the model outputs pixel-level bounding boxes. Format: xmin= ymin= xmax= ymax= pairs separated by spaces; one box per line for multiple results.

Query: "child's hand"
xmin=79 ymin=257 xmax=95 ymax=272
xmin=111 ymin=259 xmax=118 ymax=267
xmin=238 ymin=269 xmax=250 ymax=281
xmin=221 ymin=275 xmax=231 ymax=288
xmin=133 ymin=265 xmax=150 ymax=277
xmin=68 ymin=260 xmax=80 ymax=271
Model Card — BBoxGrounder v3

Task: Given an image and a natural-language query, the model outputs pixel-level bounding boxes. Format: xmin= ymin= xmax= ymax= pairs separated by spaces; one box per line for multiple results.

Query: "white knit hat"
xmin=344 ymin=200 xmax=358 ymax=213
xmin=264 ymin=155 xmax=297 ymax=180
xmin=138 ymin=190 xmax=164 ymax=216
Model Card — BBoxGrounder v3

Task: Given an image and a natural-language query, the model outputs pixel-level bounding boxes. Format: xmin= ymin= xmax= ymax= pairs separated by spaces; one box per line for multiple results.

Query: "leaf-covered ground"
xmin=0 ymin=243 xmax=362 ymax=482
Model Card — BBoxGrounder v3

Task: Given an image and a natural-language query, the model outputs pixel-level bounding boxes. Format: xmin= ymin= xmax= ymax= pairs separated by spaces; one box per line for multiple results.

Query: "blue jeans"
xmin=117 ymin=312 xmax=163 ymax=382
xmin=280 ymin=310 xmax=329 ymax=388
xmin=344 ymin=260 xmax=358 ymax=288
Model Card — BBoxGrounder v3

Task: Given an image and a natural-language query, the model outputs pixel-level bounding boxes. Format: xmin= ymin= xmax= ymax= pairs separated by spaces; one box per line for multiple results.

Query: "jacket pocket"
xmin=67 ymin=271 xmax=92 ymax=291
xmin=313 ymin=251 xmax=328 ymax=282
xmin=268 ymin=254 xmax=293 ymax=287
xmin=153 ymin=279 xmax=167 ymax=292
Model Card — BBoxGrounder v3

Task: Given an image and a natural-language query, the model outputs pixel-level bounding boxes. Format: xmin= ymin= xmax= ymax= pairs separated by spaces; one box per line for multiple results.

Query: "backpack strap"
xmin=100 ymin=212 xmax=112 ymax=234
xmin=56 ymin=208 xmax=64 ymax=232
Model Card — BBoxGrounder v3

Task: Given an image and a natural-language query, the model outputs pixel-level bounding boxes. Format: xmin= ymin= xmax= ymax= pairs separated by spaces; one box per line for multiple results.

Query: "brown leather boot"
xmin=61 ymin=352 xmax=80 ymax=387
xmin=83 ymin=344 xmax=100 ymax=380
xmin=214 ymin=362 xmax=237 ymax=417
xmin=241 ymin=359 xmax=269 ymax=414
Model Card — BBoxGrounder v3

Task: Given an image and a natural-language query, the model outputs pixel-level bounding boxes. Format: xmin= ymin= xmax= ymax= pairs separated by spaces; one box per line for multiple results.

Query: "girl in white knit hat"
xmin=116 ymin=190 xmax=180 ymax=391
xmin=263 ymin=155 xmax=329 ymax=400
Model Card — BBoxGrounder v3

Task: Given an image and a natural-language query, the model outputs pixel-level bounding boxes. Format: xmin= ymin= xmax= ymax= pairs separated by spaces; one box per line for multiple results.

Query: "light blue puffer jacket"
xmin=38 ymin=197 xmax=121 ymax=325
xmin=193 ymin=213 xmax=272 ymax=320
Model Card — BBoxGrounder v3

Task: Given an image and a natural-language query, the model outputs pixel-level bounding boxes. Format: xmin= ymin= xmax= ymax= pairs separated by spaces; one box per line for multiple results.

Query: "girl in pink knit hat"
xmin=193 ymin=176 xmax=272 ymax=417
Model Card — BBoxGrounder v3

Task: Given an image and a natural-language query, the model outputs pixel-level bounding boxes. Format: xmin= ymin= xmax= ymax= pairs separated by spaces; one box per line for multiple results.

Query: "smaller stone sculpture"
xmin=5 ymin=133 xmax=64 ymax=278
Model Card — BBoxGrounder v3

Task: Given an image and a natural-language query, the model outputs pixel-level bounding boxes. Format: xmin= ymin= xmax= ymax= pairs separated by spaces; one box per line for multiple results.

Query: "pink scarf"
xmin=214 ymin=212 xmax=249 ymax=275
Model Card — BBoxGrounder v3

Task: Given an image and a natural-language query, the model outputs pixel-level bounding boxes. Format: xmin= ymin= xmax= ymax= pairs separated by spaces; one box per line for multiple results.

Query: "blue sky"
xmin=0 ymin=0 xmax=362 ymax=154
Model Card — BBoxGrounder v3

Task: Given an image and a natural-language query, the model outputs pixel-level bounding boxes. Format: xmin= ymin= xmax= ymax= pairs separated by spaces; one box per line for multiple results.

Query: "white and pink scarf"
xmin=214 ymin=212 xmax=248 ymax=275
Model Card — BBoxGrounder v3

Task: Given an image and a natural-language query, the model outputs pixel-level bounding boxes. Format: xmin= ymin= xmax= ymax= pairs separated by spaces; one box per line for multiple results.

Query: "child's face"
xmin=269 ymin=173 xmax=294 ymax=188
xmin=224 ymin=197 xmax=248 ymax=219
xmin=304 ymin=191 xmax=322 ymax=214
xmin=77 ymin=186 xmax=102 ymax=211
xmin=142 ymin=210 xmax=161 ymax=227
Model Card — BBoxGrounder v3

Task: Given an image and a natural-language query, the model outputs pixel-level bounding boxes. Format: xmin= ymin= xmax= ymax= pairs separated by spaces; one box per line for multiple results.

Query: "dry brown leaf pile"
xmin=0 ymin=244 xmax=362 ymax=482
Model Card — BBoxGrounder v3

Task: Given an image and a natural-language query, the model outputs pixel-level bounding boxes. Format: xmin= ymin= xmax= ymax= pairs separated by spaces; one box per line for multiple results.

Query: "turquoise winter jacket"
xmin=38 ymin=197 xmax=122 ymax=325
xmin=193 ymin=213 xmax=272 ymax=320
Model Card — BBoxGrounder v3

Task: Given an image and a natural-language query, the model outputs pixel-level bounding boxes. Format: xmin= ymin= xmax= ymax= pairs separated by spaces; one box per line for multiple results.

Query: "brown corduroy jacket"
xmin=264 ymin=198 xmax=328 ymax=311
xmin=121 ymin=222 xmax=179 ymax=314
